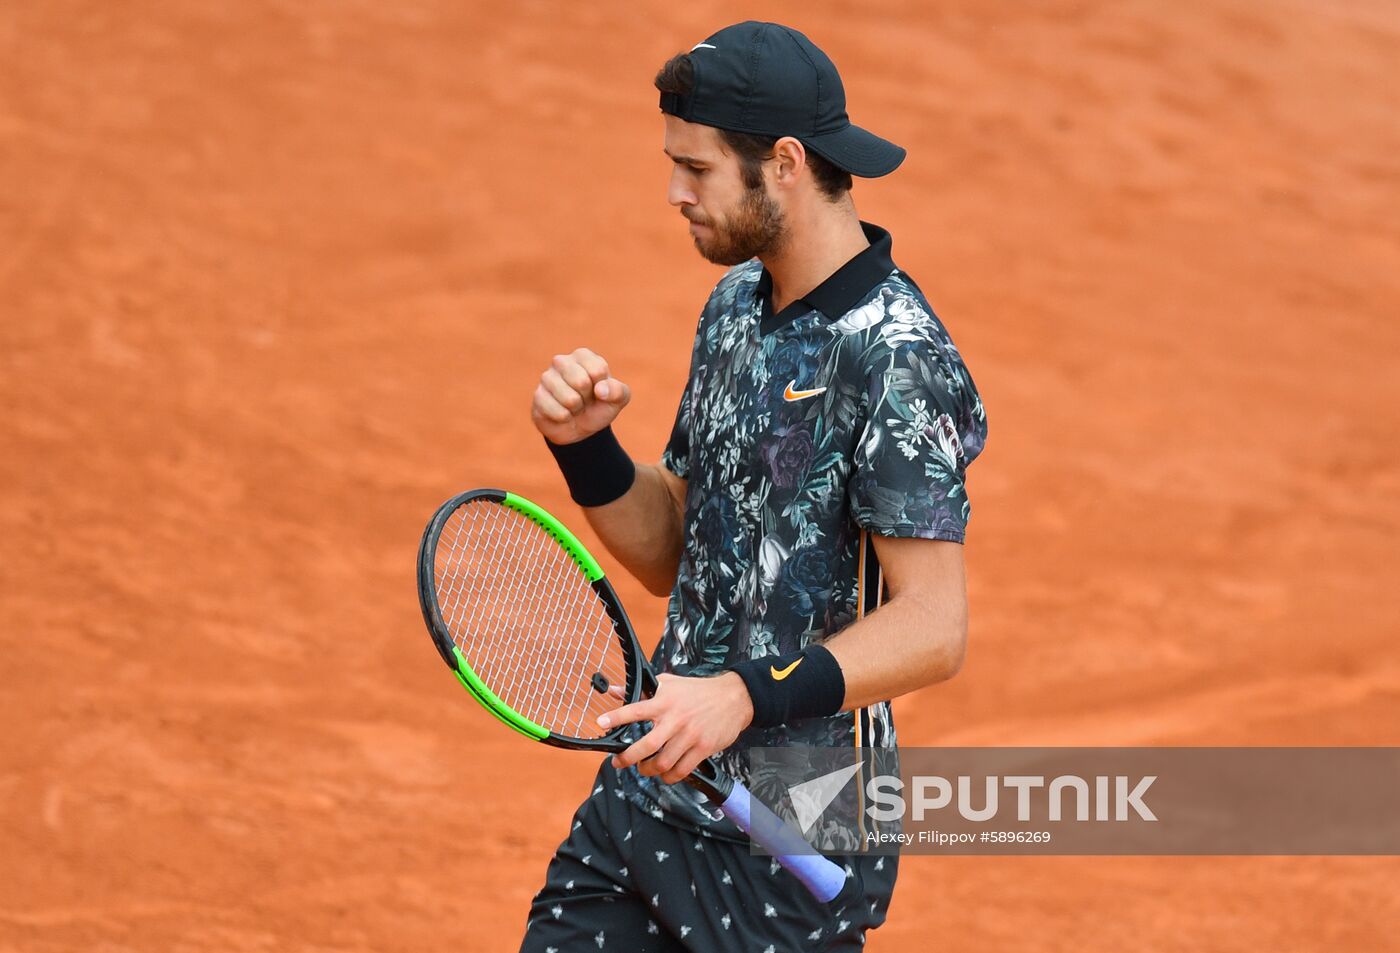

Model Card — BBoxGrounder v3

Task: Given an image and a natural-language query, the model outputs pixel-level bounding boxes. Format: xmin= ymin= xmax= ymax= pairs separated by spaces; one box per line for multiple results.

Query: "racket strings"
xmin=439 ymin=509 xmax=620 ymax=736
xmin=433 ymin=500 xmax=630 ymax=740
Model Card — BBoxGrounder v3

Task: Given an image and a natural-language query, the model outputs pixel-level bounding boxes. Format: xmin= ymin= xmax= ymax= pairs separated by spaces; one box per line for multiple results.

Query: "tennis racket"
xmin=417 ymin=487 xmax=848 ymax=903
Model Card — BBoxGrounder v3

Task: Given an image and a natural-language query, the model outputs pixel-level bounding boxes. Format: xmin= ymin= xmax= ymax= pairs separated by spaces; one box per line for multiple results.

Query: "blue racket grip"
xmin=719 ymin=780 xmax=848 ymax=903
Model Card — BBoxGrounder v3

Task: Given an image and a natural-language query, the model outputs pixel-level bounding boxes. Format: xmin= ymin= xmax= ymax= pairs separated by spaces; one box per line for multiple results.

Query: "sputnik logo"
xmin=788 ymin=762 xmax=862 ymax=833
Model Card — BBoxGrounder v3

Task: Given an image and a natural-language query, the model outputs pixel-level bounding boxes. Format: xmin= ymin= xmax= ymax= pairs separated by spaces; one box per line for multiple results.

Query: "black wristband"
xmin=544 ymin=426 xmax=637 ymax=507
xmin=728 ymin=644 xmax=846 ymax=730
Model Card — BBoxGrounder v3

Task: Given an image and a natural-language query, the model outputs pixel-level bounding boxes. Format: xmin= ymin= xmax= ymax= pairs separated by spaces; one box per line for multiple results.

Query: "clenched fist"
xmin=530 ymin=347 xmax=633 ymax=446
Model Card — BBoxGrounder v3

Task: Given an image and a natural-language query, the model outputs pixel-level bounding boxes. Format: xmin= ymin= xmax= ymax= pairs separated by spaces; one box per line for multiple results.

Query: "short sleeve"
xmin=661 ymin=261 xmax=764 ymax=481
xmin=661 ymin=309 xmax=707 ymax=480
xmin=848 ymin=329 xmax=986 ymax=542
xmin=661 ymin=389 xmax=691 ymax=479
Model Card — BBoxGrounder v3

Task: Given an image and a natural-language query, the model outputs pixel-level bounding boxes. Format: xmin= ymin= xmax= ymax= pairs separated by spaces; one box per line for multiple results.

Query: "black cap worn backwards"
xmin=659 ymin=21 xmax=906 ymax=178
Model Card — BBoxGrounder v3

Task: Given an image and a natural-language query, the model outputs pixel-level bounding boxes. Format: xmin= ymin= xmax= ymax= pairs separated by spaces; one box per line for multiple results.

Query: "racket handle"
xmin=718 ymin=780 xmax=848 ymax=903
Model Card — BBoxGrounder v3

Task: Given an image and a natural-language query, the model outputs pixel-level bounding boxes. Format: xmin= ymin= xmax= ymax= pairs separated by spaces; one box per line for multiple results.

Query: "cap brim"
xmin=801 ymin=123 xmax=906 ymax=178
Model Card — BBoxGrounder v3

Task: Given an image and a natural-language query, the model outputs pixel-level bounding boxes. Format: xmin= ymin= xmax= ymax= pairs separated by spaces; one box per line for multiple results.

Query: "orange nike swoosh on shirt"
xmin=770 ymin=658 xmax=804 ymax=680
xmin=783 ymin=380 xmax=828 ymax=402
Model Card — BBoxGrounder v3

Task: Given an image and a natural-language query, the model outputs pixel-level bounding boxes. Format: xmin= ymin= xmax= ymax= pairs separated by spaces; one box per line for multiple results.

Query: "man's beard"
xmin=690 ymin=185 xmax=787 ymax=266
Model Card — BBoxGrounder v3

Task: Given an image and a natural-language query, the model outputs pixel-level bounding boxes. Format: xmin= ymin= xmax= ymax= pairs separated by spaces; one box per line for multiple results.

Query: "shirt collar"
xmin=756 ymin=221 xmax=896 ymax=335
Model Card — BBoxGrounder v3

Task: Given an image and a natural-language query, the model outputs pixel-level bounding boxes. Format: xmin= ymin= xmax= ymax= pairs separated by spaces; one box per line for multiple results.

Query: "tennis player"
xmin=524 ymin=20 xmax=986 ymax=951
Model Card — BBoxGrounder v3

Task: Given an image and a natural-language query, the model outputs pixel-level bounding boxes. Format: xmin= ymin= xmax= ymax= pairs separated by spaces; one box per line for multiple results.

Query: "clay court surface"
xmin=3 ymin=1 xmax=1398 ymax=949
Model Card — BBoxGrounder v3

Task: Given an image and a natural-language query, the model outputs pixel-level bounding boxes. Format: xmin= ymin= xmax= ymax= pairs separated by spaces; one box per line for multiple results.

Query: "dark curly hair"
xmin=654 ymin=53 xmax=853 ymax=200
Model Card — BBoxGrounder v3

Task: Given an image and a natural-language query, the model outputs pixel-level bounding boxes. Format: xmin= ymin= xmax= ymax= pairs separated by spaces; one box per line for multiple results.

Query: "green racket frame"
xmin=416 ymin=487 xmax=851 ymax=904
xmin=416 ymin=487 xmax=727 ymax=799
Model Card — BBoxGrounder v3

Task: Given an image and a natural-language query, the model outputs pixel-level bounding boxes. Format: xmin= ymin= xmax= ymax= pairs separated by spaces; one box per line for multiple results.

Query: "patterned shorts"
xmin=519 ymin=762 xmax=897 ymax=952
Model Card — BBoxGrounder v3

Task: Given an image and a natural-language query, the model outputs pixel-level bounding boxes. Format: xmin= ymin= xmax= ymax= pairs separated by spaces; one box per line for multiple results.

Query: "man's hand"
xmin=599 ymin=672 xmax=754 ymax=785
xmin=531 ymin=347 xmax=632 ymax=446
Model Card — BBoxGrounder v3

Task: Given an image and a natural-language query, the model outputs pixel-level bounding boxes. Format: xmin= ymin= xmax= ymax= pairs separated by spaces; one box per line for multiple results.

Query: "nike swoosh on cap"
xmin=783 ymin=380 xmax=828 ymax=402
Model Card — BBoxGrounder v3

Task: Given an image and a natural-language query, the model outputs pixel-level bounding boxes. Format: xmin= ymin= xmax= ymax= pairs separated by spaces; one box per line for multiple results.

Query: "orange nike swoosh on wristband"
xmin=770 ymin=658 xmax=803 ymax=680
xmin=783 ymin=380 xmax=828 ymax=401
